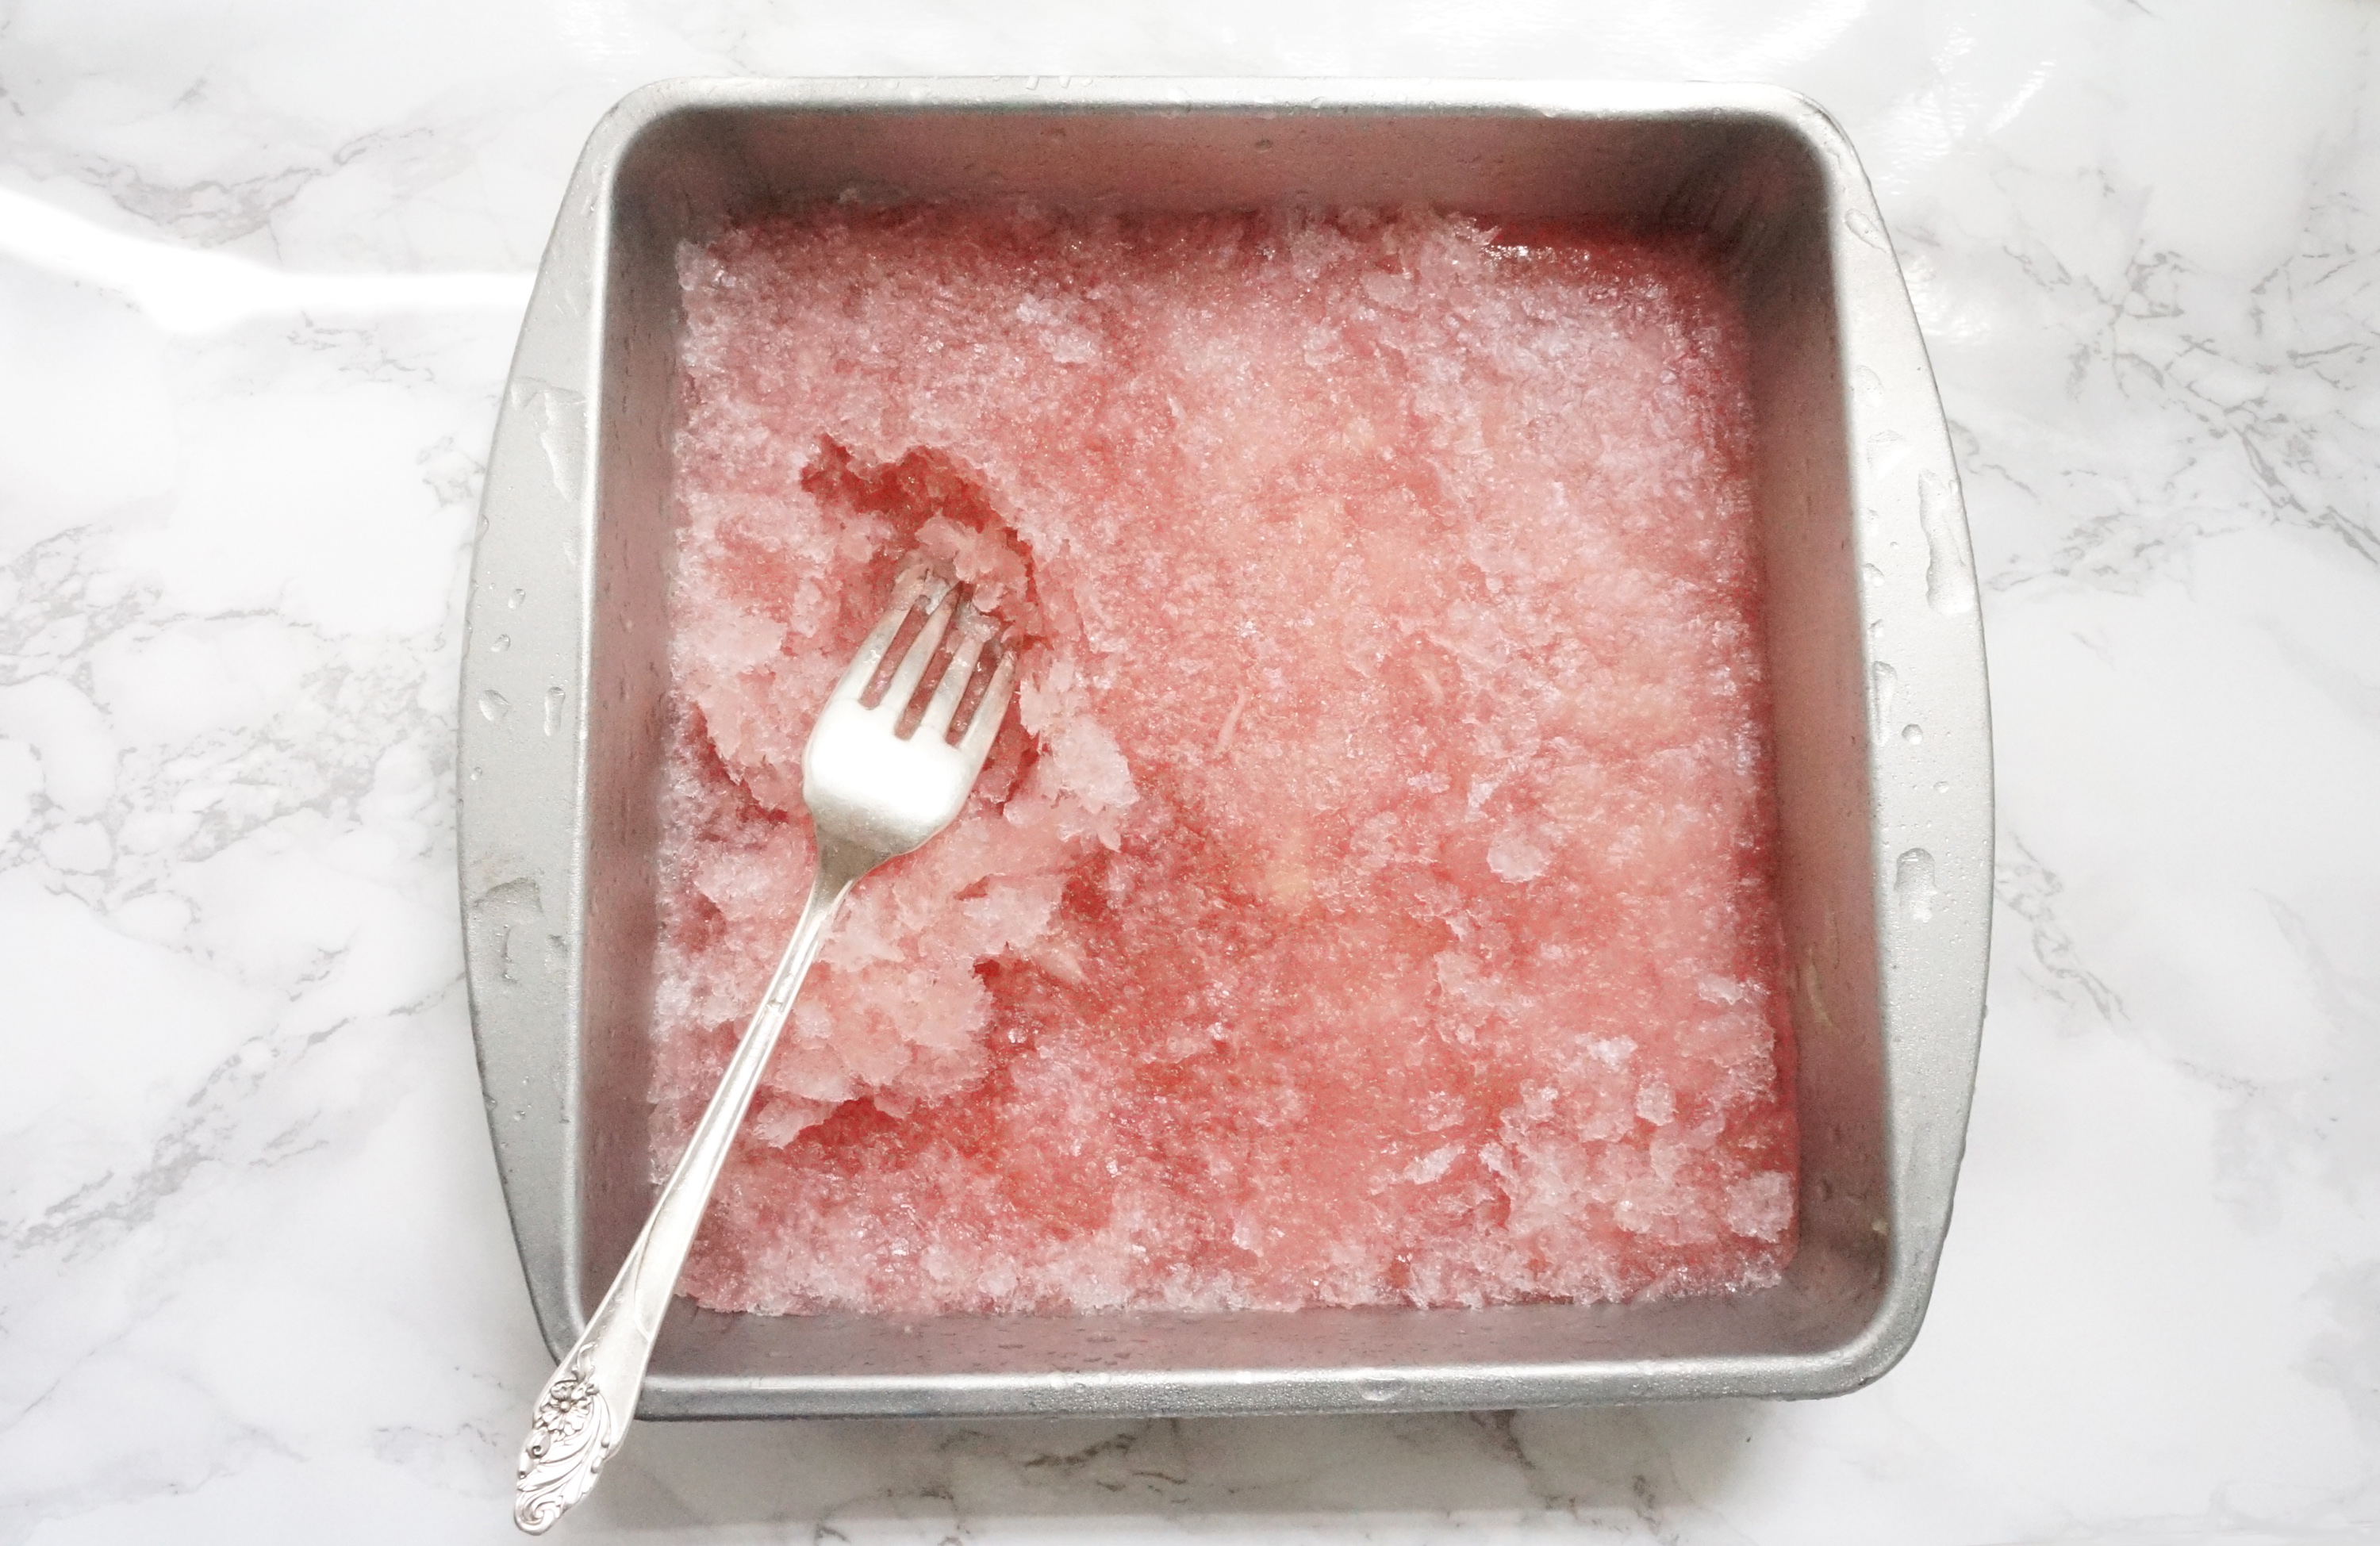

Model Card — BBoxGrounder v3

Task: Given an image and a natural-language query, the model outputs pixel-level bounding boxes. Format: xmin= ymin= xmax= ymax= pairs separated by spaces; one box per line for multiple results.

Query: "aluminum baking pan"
xmin=459 ymin=78 xmax=1990 ymax=1420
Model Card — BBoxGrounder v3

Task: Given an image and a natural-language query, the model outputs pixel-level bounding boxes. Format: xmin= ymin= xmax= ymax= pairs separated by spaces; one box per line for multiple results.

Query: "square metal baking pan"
xmin=459 ymin=79 xmax=1991 ymax=1419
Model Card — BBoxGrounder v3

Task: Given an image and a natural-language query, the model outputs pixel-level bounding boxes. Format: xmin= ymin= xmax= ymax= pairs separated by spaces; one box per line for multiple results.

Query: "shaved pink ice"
xmin=655 ymin=205 xmax=1798 ymax=1317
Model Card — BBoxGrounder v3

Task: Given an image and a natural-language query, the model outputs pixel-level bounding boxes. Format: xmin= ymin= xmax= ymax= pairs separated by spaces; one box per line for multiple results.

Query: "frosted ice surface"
xmin=654 ymin=206 xmax=1797 ymax=1317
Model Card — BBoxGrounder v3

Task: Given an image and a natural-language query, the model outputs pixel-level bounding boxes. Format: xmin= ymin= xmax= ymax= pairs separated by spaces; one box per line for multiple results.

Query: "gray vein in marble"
xmin=1994 ymin=831 xmax=2125 ymax=1022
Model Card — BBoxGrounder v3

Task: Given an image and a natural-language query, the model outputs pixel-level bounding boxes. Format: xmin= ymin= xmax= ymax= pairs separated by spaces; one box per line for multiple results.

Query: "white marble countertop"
xmin=3 ymin=2 xmax=2375 ymax=1541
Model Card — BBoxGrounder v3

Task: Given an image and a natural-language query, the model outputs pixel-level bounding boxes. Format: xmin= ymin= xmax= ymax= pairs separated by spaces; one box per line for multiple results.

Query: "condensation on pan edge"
xmin=1918 ymin=470 xmax=1975 ymax=616
xmin=1895 ymin=848 xmax=1939 ymax=924
xmin=1869 ymin=660 xmax=1898 ymax=742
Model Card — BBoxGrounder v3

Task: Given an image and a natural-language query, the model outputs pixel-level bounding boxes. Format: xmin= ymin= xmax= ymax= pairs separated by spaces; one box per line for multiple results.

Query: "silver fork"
xmin=512 ymin=570 xmax=1017 ymax=1533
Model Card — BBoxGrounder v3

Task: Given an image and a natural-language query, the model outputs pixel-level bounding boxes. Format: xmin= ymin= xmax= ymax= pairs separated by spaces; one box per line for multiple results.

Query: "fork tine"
xmin=879 ymin=587 xmax=958 ymax=712
xmin=914 ymin=612 xmax=993 ymax=742
xmin=954 ymin=647 xmax=1019 ymax=765
xmin=833 ymin=567 xmax=945 ymax=700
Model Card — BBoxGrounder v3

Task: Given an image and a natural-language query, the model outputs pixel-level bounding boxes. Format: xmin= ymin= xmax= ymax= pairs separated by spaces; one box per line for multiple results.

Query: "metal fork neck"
xmin=811 ymin=834 xmax=877 ymax=900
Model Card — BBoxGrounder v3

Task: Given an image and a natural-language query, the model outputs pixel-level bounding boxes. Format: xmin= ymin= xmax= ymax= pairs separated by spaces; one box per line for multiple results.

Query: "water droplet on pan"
xmin=1864 ymin=428 xmax=1908 ymax=474
xmin=509 ymin=378 xmax=589 ymax=505
xmin=1918 ymin=470 xmax=1975 ymax=616
xmin=477 ymin=689 xmax=511 ymax=723
xmin=1869 ymin=662 xmax=1898 ymax=742
xmin=1894 ymin=848 xmax=1939 ymax=923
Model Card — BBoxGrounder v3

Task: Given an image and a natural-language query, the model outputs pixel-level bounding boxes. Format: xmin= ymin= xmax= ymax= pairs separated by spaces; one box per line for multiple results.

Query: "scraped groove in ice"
xmin=653 ymin=205 xmax=1797 ymax=1318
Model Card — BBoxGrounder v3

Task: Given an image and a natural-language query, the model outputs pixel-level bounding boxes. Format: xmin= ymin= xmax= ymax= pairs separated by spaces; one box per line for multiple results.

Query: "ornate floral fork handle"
xmin=513 ymin=573 xmax=1014 ymax=1533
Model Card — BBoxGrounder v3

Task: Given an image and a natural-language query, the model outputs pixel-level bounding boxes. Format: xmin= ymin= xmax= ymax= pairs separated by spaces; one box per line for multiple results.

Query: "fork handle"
xmin=512 ymin=841 xmax=869 ymax=1533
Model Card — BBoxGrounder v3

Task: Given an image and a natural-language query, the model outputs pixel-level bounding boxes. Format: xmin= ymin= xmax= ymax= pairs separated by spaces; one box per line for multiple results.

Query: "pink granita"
xmin=654 ymin=205 xmax=1797 ymax=1317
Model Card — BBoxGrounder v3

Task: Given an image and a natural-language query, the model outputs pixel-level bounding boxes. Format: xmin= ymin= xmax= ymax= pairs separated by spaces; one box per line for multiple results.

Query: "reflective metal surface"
xmin=459 ymin=78 xmax=1992 ymax=1420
